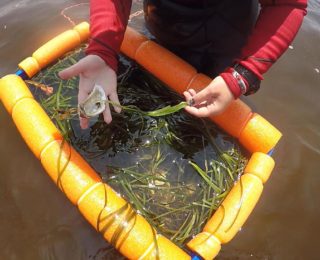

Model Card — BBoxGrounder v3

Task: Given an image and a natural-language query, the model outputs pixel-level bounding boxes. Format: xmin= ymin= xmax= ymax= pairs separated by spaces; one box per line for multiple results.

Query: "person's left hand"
xmin=183 ymin=76 xmax=234 ymax=117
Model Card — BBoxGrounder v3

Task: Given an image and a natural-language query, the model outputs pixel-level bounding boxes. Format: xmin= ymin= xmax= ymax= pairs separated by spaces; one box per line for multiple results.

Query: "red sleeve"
xmin=85 ymin=0 xmax=132 ymax=72
xmin=222 ymin=0 xmax=308 ymax=98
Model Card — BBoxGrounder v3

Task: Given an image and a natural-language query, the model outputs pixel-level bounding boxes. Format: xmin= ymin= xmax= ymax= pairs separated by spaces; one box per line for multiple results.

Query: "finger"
xmin=78 ymin=79 xmax=91 ymax=107
xmin=109 ymin=92 xmax=122 ymax=113
xmin=80 ymin=117 xmax=89 ymax=129
xmin=192 ymin=87 xmax=215 ymax=106
xmin=103 ymin=97 xmax=112 ymax=124
xmin=78 ymin=79 xmax=91 ymax=129
xmin=188 ymin=88 xmax=197 ymax=96
xmin=59 ymin=61 xmax=85 ymax=80
xmin=184 ymin=105 xmax=212 ymax=117
xmin=184 ymin=90 xmax=198 ymax=107
xmin=183 ymin=91 xmax=193 ymax=103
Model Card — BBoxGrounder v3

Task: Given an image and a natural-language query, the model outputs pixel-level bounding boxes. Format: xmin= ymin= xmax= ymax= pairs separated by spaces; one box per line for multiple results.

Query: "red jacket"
xmin=86 ymin=0 xmax=307 ymax=97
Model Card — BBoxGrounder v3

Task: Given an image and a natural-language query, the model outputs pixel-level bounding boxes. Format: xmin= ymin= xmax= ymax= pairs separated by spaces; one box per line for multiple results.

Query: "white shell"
xmin=78 ymin=84 xmax=107 ymax=118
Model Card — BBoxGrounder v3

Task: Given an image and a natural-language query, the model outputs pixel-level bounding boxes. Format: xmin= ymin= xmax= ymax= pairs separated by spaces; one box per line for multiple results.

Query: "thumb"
xmin=59 ymin=61 xmax=84 ymax=80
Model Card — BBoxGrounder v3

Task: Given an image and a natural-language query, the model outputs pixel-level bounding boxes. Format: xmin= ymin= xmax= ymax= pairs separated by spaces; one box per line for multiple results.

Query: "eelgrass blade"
xmin=189 ymin=161 xmax=221 ymax=193
xmin=145 ymin=102 xmax=187 ymax=117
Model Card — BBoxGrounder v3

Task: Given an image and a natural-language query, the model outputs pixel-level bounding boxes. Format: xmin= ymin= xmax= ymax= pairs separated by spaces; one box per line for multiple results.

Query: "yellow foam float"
xmin=0 ymin=22 xmax=282 ymax=259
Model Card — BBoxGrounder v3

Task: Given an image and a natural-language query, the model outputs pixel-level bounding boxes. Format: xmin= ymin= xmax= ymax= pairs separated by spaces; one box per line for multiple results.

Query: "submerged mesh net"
xmin=27 ymin=46 xmax=247 ymax=247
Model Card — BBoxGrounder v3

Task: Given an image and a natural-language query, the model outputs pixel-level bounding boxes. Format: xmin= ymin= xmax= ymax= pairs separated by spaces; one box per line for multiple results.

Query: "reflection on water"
xmin=0 ymin=0 xmax=319 ymax=259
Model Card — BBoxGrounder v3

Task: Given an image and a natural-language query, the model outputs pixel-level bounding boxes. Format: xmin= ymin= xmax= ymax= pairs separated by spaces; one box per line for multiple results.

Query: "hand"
xmin=58 ymin=54 xmax=120 ymax=129
xmin=183 ymin=76 xmax=234 ymax=117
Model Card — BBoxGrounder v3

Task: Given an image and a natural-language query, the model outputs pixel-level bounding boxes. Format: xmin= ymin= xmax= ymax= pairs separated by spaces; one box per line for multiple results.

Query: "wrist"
xmin=233 ymin=64 xmax=261 ymax=95
xmin=220 ymin=68 xmax=248 ymax=99
xmin=220 ymin=64 xmax=261 ymax=98
xmin=86 ymin=46 xmax=119 ymax=73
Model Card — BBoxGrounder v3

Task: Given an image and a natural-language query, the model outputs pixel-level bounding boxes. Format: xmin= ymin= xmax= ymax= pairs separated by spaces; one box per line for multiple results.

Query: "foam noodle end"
xmin=18 ymin=57 xmax=41 ymax=78
xmin=0 ymin=74 xmax=33 ymax=114
xmin=244 ymin=152 xmax=275 ymax=183
xmin=239 ymin=113 xmax=282 ymax=153
xmin=187 ymin=232 xmax=221 ymax=260
xmin=204 ymin=174 xmax=263 ymax=243
xmin=120 ymin=26 xmax=148 ymax=60
xmin=73 ymin=22 xmax=90 ymax=42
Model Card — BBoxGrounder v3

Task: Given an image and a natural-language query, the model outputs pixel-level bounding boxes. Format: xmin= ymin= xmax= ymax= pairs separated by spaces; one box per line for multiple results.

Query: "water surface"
xmin=1 ymin=0 xmax=319 ymax=259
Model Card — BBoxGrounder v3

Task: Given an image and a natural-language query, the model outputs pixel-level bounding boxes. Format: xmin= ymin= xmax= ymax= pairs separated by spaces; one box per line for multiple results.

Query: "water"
xmin=0 ymin=0 xmax=319 ymax=259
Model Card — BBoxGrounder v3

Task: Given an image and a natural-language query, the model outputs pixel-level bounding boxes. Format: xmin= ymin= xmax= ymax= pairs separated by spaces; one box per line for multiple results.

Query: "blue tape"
xmin=267 ymin=148 xmax=274 ymax=156
xmin=191 ymin=253 xmax=202 ymax=260
xmin=15 ymin=69 xmax=29 ymax=80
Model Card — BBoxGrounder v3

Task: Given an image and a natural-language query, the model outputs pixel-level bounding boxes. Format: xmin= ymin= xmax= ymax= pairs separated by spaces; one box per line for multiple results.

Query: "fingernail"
xmin=187 ymin=98 xmax=195 ymax=106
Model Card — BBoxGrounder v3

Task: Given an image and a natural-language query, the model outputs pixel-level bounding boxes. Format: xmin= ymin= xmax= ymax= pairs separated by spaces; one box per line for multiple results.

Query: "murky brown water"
xmin=1 ymin=0 xmax=319 ymax=259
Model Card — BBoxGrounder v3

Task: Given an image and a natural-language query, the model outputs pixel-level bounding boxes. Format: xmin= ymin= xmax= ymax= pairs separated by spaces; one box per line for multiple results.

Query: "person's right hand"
xmin=183 ymin=76 xmax=233 ymax=117
xmin=58 ymin=54 xmax=120 ymax=129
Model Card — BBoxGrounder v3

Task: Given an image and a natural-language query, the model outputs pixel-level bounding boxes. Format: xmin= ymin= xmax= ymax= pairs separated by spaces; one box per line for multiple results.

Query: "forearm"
xmin=86 ymin=0 xmax=132 ymax=72
xmin=222 ymin=0 xmax=307 ymax=98
xmin=240 ymin=0 xmax=307 ymax=79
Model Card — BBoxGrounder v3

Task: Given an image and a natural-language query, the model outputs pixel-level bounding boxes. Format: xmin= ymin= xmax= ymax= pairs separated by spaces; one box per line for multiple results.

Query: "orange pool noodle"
xmin=78 ymin=183 xmax=180 ymax=259
xmin=244 ymin=152 xmax=275 ymax=183
xmin=203 ymin=174 xmax=263 ymax=243
xmin=210 ymin=99 xmax=253 ymax=138
xmin=73 ymin=22 xmax=90 ymax=42
xmin=143 ymin=235 xmax=190 ymax=260
xmin=239 ymin=113 xmax=282 ymax=153
xmin=17 ymin=57 xmax=41 ymax=79
xmin=120 ymin=26 xmax=149 ymax=60
xmin=32 ymin=30 xmax=81 ymax=69
xmin=11 ymin=98 xmax=63 ymax=159
xmin=135 ymin=41 xmax=197 ymax=94
xmin=0 ymin=74 xmax=33 ymax=114
xmin=18 ymin=23 xmax=89 ymax=78
xmin=114 ymin=215 xmax=158 ymax=259
xmin=186 ymin=73 xmax=212 ymax=92
xmin=40 ymin=140 xmax=101 ymax=205
xmin=78 ymin=183 xmax=130 ymax=234
xmin=187 ymin=232 xmax=221 ymax=260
